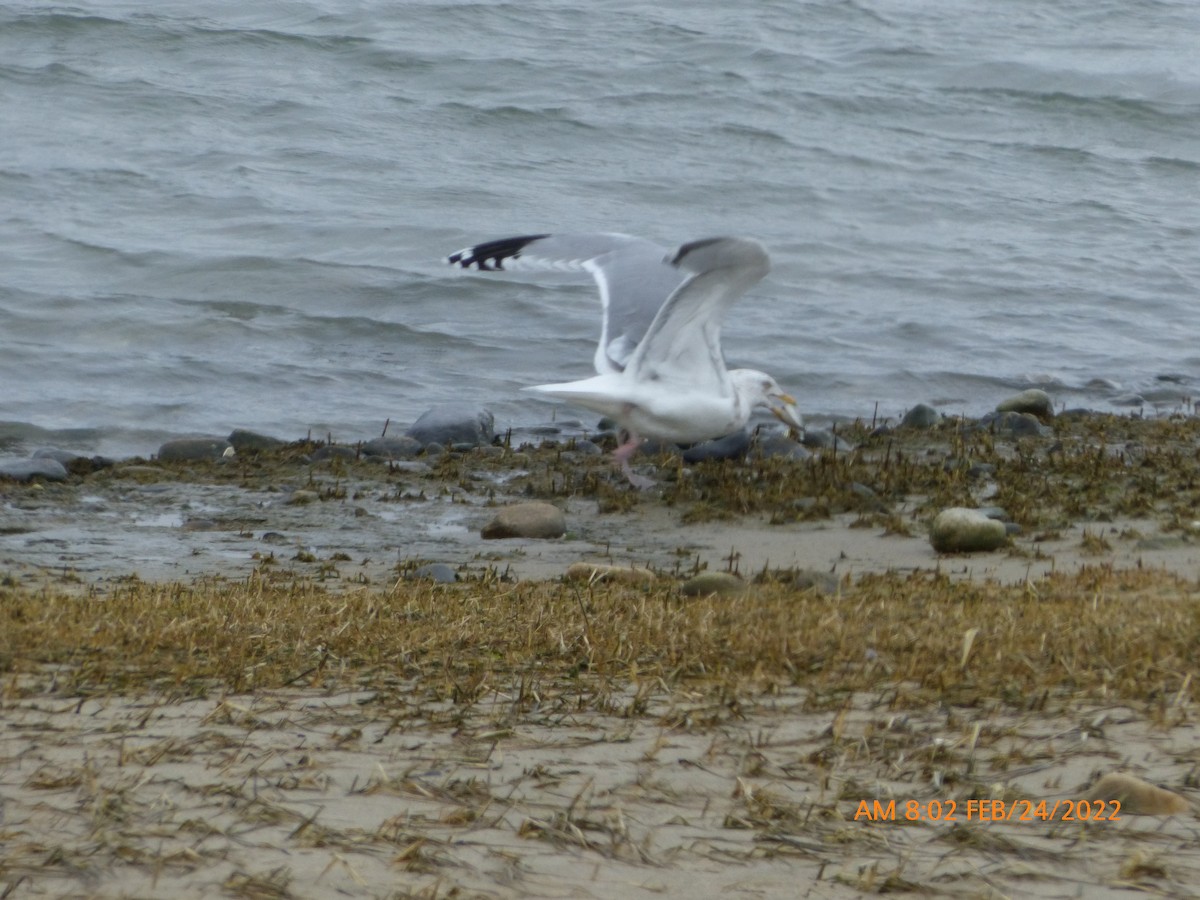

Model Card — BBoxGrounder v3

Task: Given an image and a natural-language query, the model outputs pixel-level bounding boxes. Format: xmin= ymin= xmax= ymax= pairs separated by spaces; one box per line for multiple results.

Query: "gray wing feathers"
xmin=448 ymin=232 xmax=687 ymax=375
xmin=625 ymin=237 xmax=770 ymax=392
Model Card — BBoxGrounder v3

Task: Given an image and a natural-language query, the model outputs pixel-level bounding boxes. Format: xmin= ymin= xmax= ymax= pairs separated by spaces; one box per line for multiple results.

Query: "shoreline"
xmin=4 ymin=401 xmax=1200 ymax=589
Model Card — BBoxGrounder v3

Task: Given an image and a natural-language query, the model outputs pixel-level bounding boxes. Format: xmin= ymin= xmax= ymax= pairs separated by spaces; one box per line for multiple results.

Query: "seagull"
xmin=448 ymin=233 xmax=803 ymax=487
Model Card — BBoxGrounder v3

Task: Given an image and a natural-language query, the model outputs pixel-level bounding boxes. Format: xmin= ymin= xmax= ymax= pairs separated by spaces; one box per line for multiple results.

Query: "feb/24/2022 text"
xmin=854 ymin=798 xmax=1120 ymax=823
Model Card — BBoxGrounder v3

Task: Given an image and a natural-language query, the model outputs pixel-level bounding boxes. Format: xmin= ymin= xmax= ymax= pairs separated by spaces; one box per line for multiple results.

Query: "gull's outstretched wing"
xmin=624 ymin=237 xmax=771 ymax=395
xmin=447 ymin=233 xmax=686 ymax=374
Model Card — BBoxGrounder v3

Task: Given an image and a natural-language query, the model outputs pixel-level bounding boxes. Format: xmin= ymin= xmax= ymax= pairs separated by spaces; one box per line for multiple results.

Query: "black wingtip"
xmin=668 ymin=236 xmax=769 ymax=272
xmin=447 ymin=233 xmax=552 ymax=271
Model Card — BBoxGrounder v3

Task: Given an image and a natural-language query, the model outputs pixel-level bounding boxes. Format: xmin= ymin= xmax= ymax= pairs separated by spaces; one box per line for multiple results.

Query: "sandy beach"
xmin=3 ymin=412 xmax=1199 ymax=898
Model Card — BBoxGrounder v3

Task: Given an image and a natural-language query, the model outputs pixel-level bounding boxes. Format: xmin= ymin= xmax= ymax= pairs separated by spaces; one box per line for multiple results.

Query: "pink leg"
xmin=613 ymin=431 xmax=654 ymax=489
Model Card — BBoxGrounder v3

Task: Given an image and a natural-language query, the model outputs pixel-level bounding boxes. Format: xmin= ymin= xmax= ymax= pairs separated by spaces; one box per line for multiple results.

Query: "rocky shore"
xmin=3 ymin=388 xmax=1199 ymax=589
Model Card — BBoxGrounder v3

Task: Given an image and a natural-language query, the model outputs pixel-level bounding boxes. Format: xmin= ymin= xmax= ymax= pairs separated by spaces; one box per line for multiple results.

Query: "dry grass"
xmin=2 ymin=566 xmax=1196 ymax=712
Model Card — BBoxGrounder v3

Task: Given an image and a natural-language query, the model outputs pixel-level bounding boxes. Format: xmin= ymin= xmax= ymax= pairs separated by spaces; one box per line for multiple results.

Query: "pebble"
xmin=901 ymin=403 xmax=942 ymax=429
xmin=978 ymin=410 xmax=1054 ymax=438
xmin=680 ymin=572 xmax=747 ymax=597
xmin=406 ymin=405 xmax=495 ymax=448
xmin=849 ymin=482 xmax=886 ymax=512
xmin=1080 ymin=773 xmax=1188 ymax=816
xmin=0 ymin=458 xmax=69 ymax=482
xmin=755 ymin=434 xmax=813 ymax=461
xmin=801 ymin=428 xmax=856 ymax=453
xmin=996 ymin=388 xmax=1054 ymax=422
xmin=929 ymin=507 xmax=1008 ymax=553
xmin=761 ymin=568 xmax=841 ymax=594
xmin=481 ymin=501 xmax=567 ymax=539
xmin=361 ymin=436 xmax=423 ymax=459
xmin=406 ymin=563 xmax=459 ymax=584
xmin=157 ymin=438 xmax=233 ymax=462
xmin=227 ymin=429 xmax=286 ymax=453
xmin=311 ymin=445 xmax=358 ymax=462
xmin=564 ymin=562 xmax=659 ymax=585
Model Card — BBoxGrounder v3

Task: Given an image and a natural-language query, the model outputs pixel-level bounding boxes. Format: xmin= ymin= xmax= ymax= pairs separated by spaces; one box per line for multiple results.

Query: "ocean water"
xmin=2 ymin=0 xmax=1198 ymax=460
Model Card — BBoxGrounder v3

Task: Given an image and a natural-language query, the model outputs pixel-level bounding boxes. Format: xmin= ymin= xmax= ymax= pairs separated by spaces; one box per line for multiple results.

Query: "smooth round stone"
xmin=755 ymin=434 xmax=813 ymax=461
xmin=481 ymin=501 xmax=566 ymax=540
xmin=901 ymin=403 xmax=942 ymax=429
xmin=930 ymin=507 xmax=1008 ymax=553
xmin=361 ymin=436 xmax=422 ymax=459
xmin=0 ymin=457 xmax=68 ymax=482
xmin=564 ymin=562 xmax=658 ymax=585
xmin=850 ymin=482 xmax=886 ymax=512
xmin=681 ymin=572 xmax=747 ymax=597
xmin=979 ymin=411 xmax=1054 ymax=438
xmin=157 ymin=438 xmax=233 ymax=462
xmin=227 ymin=429 xmax=286 ymax=452
xmin=996 ymin=388 xmax=1054 ymax=422
xmin=406 ymin=406 xmax=495 ymax=448
xmin=801 ymin=428 xmax=856 ymax=453
xmin=682 ymin=429 xmax=752 ymax=463
xmin=761 ymin=568 xmax=841 ymax=594
xmin=406 ymin=563 xmax=458 ymax=584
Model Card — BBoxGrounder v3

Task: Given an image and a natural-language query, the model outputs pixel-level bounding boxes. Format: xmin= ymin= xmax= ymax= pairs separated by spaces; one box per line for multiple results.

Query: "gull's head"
xmin=731 ymin=370 xmax=804 ymax=433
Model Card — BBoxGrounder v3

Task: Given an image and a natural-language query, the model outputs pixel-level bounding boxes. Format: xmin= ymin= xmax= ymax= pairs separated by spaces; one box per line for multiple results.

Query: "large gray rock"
xmin=406 ymin=406 xmax=495 ymax=448
xmin=0 ymin=457 xmax=69 ymax=482
xmin=228 ymin=429 xmax=286 ymax=453
xmin=682 ymin=429 xmax=752 ymax=463
xmin=481 ymin=502 xmax=566 ymax=540
xmin=930 ymin=507 xmax=1008 ymax=553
